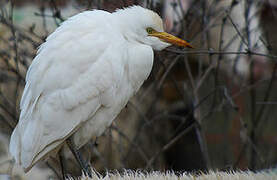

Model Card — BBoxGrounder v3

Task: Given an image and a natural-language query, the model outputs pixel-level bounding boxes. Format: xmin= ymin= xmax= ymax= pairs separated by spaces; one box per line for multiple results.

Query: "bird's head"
xmin=114 ymin=6 xmax=193 ymax=51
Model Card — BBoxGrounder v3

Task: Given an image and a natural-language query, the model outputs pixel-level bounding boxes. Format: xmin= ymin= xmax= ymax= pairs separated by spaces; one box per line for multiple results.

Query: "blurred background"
xmin=1 ymin=0 xmax=277 ymax=179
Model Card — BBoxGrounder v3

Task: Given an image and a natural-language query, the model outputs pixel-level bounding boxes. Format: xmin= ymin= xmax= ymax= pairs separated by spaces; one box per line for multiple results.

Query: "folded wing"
xmin=9 ymin=10 xmax=126 ymax=172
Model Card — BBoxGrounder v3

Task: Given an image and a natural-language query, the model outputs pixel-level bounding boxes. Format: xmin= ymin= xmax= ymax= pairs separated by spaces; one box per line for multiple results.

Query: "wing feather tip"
xmin=9 ymin=129 xmax=19 ymax=163
xmin=9 ymin=127 xmax=34 ymax=173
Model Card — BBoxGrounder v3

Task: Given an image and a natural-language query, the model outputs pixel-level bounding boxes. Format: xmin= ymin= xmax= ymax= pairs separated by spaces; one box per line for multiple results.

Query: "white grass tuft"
xmin=67 ymin=169 xmax=277 ymax=180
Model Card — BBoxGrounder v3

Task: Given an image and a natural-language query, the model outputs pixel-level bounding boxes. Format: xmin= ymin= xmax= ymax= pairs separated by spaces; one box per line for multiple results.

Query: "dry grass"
xmin=68 ymin=169 xmax=277 ymax=180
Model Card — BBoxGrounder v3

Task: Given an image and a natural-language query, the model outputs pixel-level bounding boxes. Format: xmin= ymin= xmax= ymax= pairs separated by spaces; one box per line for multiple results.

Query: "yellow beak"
xmin=150 ymin=32 xmax=193 ymax=48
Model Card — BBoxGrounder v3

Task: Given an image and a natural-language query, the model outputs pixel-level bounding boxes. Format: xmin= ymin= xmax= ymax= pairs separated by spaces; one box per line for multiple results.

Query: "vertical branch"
xmin=9 ymin=0 xmax=20 ymax=120
xmin=244 ymin=0 xmax=258 ymax=170
xmin=255 ymin=63 xmax=277 ymax=127
xmin=39 ymin=4 xmax=49 ymax=36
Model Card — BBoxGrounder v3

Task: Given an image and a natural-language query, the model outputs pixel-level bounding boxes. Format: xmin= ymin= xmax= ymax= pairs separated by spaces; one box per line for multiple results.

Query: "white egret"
xmin=9 ymin=5 xmax=192 ymax=175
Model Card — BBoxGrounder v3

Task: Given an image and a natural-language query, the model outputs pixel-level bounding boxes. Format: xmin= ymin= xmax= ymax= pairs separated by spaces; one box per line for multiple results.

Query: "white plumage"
xmin=9 ymin=6 xmax=192 ymax=172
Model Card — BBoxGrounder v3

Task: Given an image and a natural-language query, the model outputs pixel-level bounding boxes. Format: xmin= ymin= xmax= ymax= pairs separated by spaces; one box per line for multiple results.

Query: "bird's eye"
xmin=146 ymin=27 xmax=154 ymax=34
